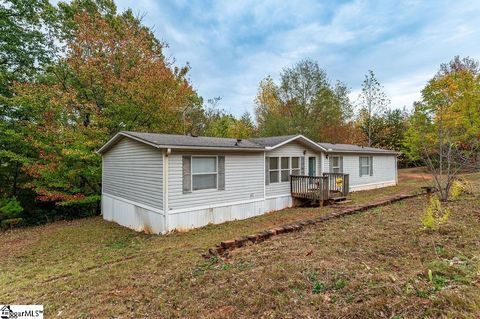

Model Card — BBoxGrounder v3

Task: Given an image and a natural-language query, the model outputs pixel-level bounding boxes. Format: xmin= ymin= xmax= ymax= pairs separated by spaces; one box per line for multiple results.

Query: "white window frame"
xmin=359 ymin=156 xmax=371 ymax=177
xmin=191 ymin=155 xmax=218 ymax=191
xmin=280 ymin=157 xmax=290 ymax=182
xmin=331 ymin=156 xmax=342 ymax=173
xmin=291 ymin=157 xmax=300 ymax=175
xmin=269 ymin=157 xmax=280 ymax=184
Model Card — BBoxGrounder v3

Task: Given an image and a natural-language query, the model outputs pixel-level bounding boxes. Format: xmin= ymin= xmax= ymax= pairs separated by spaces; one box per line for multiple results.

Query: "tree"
xmin=202 ymin=101 xmax=255 ymax=138
xmin=0 ymin=0 xmax=58 ymax=206
xmin=404 ymin=56 xmax=480 ymax=201
xmin=254 ymin=59 xmax=354 ymax=142
xmin=0 ymin=0 xmax=57 ymax=96
xmin=357 ymin=70 xmax=390 ymax=146
xmin=1 ymin=0 xmax=203 ymax=223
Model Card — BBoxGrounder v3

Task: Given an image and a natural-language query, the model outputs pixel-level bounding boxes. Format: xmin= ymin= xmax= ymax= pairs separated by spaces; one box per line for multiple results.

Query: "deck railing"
xmin=322 ymin=172 xmax=349 ymax=197
xmin=290 ymin=175 xmax=329 ymax=202
xmin=290 ymin=173 xmax=350 ymax=204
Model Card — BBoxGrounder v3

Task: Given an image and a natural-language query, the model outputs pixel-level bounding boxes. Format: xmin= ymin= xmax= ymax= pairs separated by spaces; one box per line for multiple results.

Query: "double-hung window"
xmin=269 ymin=157 xmax=279 ymax=183
xmin=291 ymin=157 xmax=300 ymax=175
xmin=331 ymin=156 xmax=342 ymax=173
xmin=281 ymin=157 xmax=290 ymax=182
xmin=359 ymin=156 xmax=371 ymax=177
xmin=192 ymin=156 xmax=217 ymax=190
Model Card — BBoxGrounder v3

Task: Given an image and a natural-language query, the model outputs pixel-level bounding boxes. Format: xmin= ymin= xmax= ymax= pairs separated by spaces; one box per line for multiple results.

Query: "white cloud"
xmin=113 ymin=0 xmax=480 ymax=117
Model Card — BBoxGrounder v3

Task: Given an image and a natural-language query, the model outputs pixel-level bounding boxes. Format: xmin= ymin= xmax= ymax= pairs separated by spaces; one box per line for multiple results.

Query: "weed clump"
xmin=421 ymin=196 xmax=450 ymax=230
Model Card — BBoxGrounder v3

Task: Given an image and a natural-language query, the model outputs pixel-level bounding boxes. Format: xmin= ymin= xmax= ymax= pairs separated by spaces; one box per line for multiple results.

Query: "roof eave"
xmin=162 ymin=145 xmax=264 ymax=151
xmin=267 ymin=135 xmax=327 ymax=152
xmin=97 ymin=132 xmax=265 ymax=154
xmin=325 ymin=150 xmax=399 ymax=155
xmin=97 ymin=132 xmax=160 ymax=155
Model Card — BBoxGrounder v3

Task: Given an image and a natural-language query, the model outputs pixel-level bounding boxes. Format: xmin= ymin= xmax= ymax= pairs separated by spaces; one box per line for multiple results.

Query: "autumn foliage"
xmin=1 ymin=0 xmax=203 ymax=224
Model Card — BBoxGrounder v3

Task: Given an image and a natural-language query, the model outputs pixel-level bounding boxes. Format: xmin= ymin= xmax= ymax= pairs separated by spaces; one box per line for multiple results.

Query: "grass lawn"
xmin=1 ymin=169 xmax=479 ymax=318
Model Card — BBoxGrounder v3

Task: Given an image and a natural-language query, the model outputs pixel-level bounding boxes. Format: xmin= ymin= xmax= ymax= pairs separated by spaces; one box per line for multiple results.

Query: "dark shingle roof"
xmin=317 ymin=143 xmax=397 ymax=154
xmin=98 ymin=131 xmax=397 ymax=155
xmin=123 ymin=131 xmax=263 ymax=149
xmin=248 ymin=135 xmax=300 ymax=147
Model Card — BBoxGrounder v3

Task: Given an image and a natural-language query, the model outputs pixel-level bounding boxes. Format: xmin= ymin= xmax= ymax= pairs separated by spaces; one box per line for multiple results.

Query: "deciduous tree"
xmin=357 ymin=70 xmax=390 ymax=146
xmin=254 ymin=59 xmax=354 ymax=142
xmin=404 ymin=56 xmax=480 ymax=201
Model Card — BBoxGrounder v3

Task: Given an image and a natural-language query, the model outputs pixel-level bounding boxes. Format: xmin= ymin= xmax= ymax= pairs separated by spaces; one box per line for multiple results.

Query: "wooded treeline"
xmin=1 ymin=0 xmax=479 ymax=227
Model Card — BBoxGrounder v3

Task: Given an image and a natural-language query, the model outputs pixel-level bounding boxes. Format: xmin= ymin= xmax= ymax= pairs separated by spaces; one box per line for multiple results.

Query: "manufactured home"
xmin=98 ymin=132 xmax=398 ymax=234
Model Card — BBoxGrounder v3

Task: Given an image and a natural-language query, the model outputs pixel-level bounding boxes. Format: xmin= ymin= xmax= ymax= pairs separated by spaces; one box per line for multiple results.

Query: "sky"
xmin=114 ymin=0 xmax=480 ymax=117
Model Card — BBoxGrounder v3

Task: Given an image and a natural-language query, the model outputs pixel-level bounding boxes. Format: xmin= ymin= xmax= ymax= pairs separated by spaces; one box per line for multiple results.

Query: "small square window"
xmin=269 ymin=170 xmax=279 ymax=183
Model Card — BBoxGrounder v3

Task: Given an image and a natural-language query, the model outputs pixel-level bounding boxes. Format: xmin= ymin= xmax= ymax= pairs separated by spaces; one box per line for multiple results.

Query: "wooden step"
xmin=331 ymin=196 xmax=347 ymax=202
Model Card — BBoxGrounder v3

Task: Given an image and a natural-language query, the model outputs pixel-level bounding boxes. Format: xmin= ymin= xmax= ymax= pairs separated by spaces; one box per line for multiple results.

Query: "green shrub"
xmin=0 ymin=196 xmax=23 ymax=218
xmin=0 ymin=197 xmax=24 ymax=229
xmin=421 ymin=196 xmax=450 ymax=230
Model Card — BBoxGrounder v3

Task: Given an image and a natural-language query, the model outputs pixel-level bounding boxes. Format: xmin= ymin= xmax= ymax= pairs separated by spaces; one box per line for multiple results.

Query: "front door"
xmin=308 ymin=157 xmax=316 ymax=176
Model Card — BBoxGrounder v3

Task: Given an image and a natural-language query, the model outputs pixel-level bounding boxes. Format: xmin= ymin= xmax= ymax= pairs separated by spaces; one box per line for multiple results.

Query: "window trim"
xmin=191 ymin=155 xmax=218 ymax=191
xmin=269 ymin=157 xmax=280 ymax=184
xmin=359 ymin=156 xmax=371 ymax=177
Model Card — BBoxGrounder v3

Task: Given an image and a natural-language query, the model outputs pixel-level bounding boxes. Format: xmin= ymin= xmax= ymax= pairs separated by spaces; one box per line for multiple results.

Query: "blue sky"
xmin=115 ymin=0 xmax=480 ymax=117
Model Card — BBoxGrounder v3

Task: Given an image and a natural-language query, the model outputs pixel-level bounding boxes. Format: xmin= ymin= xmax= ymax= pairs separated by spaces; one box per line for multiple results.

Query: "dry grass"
xmin=1 ymin=169 xmax=479 ymax=318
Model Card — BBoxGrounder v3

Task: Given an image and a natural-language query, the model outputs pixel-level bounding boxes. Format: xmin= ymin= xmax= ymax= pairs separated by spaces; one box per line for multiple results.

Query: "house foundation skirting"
xmin=102 ymin=193 xmax=294 ymax=234
xmin=102 ymin=193 xmax=165 ymax=234
xmin=167 ymin=195 xmax=293 ymax=232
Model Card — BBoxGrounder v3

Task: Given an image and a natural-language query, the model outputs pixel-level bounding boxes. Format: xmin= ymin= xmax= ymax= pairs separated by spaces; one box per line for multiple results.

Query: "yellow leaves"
xmin=420 ymin=63 xmax=480 ymax=145
xmin=421 ymin=196 xmax=450 ymax=231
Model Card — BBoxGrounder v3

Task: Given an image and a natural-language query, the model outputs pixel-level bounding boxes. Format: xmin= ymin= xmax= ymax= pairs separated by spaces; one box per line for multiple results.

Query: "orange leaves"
xmin=35 ymin=188 xmax=85 ymax=203
xmin=60 ymin=10 xmax=199 ymax=133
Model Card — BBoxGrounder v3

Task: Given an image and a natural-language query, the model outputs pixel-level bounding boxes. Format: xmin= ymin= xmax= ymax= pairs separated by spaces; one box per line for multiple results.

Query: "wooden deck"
xmin=290 ymin=173 xmax=350 ymax=205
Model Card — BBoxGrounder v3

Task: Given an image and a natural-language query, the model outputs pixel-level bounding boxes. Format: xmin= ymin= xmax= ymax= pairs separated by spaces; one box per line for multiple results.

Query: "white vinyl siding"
xmin=266 ymin=141 xmax=322 ymax=197
xmin=102 ymin=138 xmax=163 ymax=209
xmin=325 ymin=153 xmax=396 ymax=190
xmin=168 ymin=150 xmax=264 ymax=210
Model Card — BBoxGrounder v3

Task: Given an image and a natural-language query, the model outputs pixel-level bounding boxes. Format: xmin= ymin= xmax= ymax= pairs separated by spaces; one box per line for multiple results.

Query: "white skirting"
xmin=102 ymin=194 xmax=165 ymax=234
xmin=102 ymin=181 xmax=398 ymax=234
xmin=167 ymin=195 xmax=293 ymax=232
xmin=350 ymin=180 xmax=397 ymax=192
xmin=102 ymin=193 xmax=293 ymax=234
